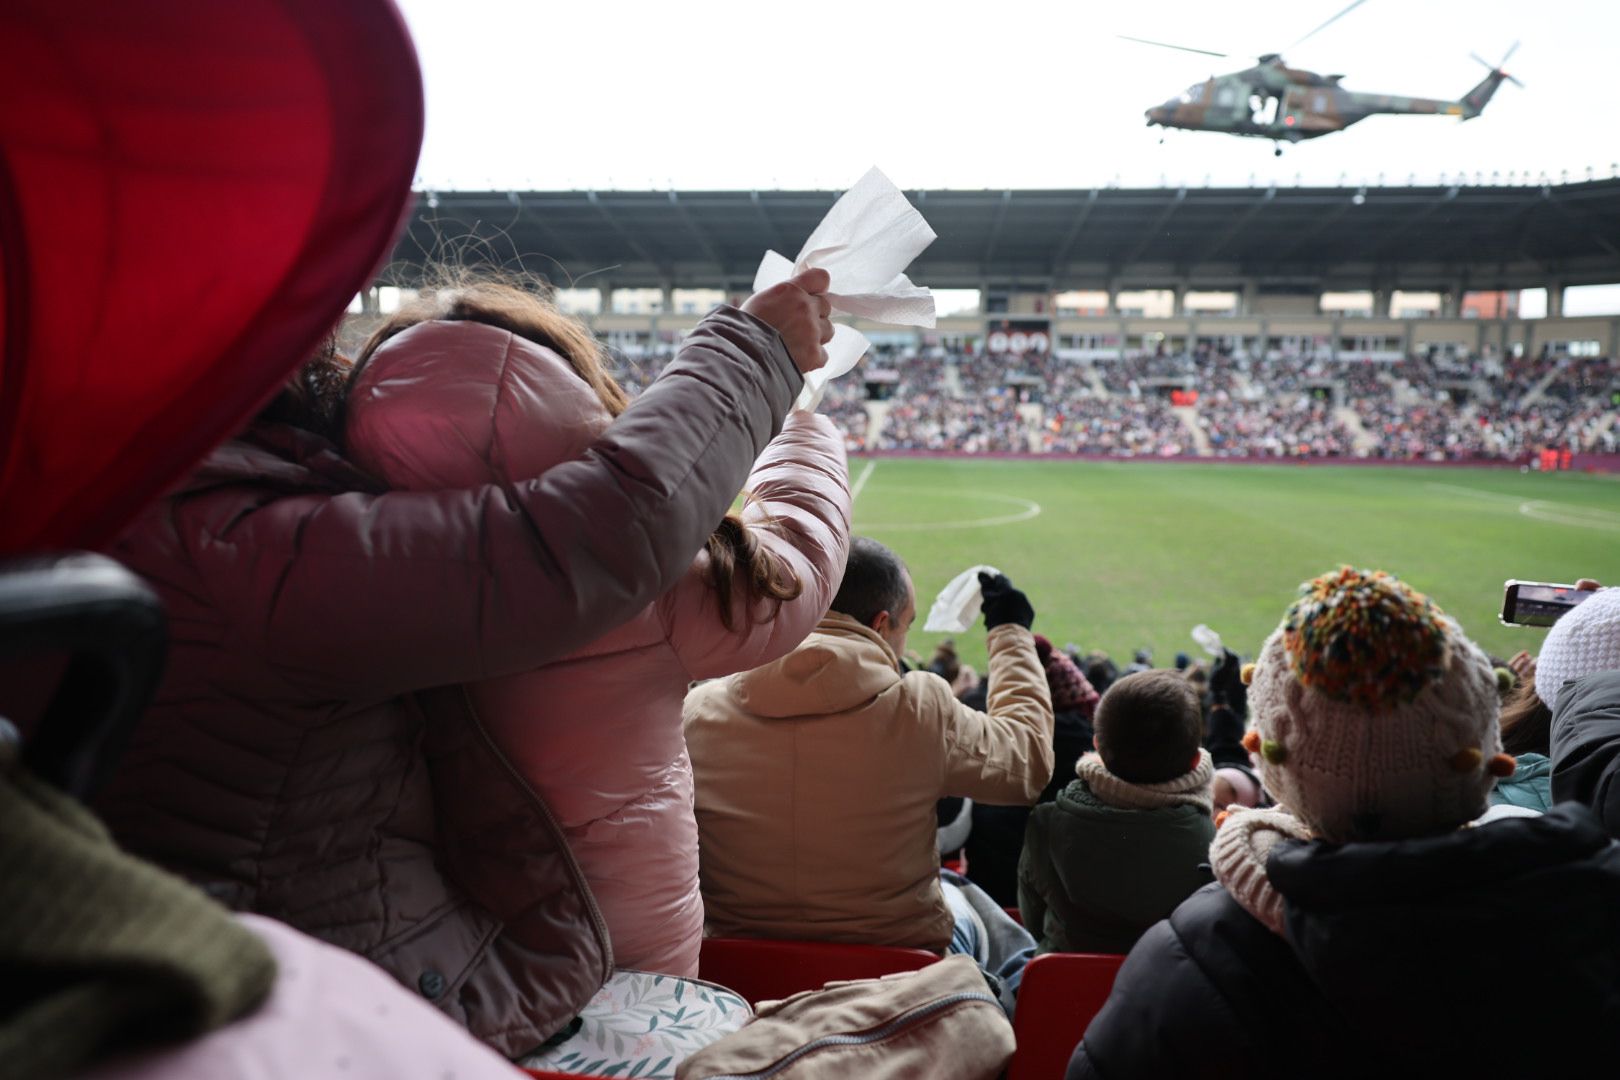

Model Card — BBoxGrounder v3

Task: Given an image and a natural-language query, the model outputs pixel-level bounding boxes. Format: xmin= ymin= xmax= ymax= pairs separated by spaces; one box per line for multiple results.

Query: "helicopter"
xmin=1125 ymin=0 xmax=1522 ymax=154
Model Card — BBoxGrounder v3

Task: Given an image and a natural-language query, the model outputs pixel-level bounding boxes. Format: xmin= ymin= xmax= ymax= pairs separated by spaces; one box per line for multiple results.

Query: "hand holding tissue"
xmin=753 ymin=167 xmax=937 ymax=410
xmin=741 ymin=267 xmax=835 ymax=374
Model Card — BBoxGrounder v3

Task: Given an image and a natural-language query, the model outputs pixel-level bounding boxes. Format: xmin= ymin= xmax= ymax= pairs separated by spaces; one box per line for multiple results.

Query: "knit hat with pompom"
xmin=1244 ymin=567 xmax=1507 ymax=842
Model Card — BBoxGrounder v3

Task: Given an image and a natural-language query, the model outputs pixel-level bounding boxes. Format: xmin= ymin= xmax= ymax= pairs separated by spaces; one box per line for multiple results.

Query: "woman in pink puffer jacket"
xmin=343 ymin=283 xmax=852 ymax=976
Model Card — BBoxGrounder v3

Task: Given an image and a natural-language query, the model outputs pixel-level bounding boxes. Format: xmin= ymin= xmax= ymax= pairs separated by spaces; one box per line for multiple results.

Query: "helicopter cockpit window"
xmin=1215 ymin=84 xmax=1236 ymax=107
xmin=1250 ymin=91 xmax=1279 ymax=125
xmin=1180 ymin=82 xmax=1205 ymax=104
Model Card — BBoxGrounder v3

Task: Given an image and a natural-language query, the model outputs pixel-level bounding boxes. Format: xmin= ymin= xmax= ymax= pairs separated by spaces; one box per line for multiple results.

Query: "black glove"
xmin=1210 ymin=647 xmax=1247 ymax=719
xmin=979 ymin=572 xmax=1035 ymax=631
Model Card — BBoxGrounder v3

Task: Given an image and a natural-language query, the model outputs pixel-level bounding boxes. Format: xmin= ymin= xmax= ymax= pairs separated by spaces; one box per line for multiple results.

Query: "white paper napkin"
xmin=753 ymin=167 xmax=937 ymax=410
xmin=923 ymin=564 xmax=1002 ymax=634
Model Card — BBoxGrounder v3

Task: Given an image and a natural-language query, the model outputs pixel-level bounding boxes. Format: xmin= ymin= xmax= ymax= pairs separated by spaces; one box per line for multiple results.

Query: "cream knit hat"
xmin=1245 ymin=567 xmax=1508 ymax=842
xmin=1535 ymin=588 xmax=1620 ymax=711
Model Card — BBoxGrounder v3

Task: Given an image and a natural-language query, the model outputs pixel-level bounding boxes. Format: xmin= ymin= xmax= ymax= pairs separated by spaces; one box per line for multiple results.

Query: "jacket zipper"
xmin=458 ymin=686 xmax=617 ymax=975
xmin=697 ymin=991 xmax=1000 ymax=1080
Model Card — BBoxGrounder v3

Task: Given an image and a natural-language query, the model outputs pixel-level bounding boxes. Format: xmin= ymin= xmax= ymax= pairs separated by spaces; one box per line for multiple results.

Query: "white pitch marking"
xmin=1518 ymin=500 xmax=1620 ymax=532
xmin=1425 ymin=481 xmax=1620 ymax=533
xmin=858 ymin=486 xmax=1044 ymax=532
xmin=850 ymin=460 xmax=876 ymax=504
xmin=1423 ymin=481 xmax=1524 ymax=505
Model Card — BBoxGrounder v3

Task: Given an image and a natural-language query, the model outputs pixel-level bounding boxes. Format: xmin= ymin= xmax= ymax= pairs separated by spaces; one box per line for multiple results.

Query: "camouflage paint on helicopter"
xmin=1145 ymin=53 xmax=1513 ymax=145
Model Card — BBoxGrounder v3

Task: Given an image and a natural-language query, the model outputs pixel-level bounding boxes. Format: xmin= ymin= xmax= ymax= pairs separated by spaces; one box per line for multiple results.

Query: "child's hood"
xmin=345 ymin=319 xmax=613 ymax=490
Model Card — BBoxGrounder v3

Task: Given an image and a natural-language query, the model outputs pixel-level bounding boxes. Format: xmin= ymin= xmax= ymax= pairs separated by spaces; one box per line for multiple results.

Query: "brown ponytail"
xmin=703 ymin=507 xmax=803 ymax=632
xmin=1499 ymin=677 xmax=1552 ymax=757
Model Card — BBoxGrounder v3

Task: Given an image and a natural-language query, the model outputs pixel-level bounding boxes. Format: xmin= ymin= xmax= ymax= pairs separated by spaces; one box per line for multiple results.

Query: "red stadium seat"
xmin=1006 ymin=953 xmax=1126 ymax=1080
xmin=698 ymin=937 xmax=941 ymax=1007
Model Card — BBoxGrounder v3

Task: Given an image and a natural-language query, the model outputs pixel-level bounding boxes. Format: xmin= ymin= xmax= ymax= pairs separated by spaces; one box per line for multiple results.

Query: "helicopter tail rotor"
xmin=1470 ymin=42 xmax=1524 ymax=88
xmin=1460 ymin=44 xmax=1523 ymax=119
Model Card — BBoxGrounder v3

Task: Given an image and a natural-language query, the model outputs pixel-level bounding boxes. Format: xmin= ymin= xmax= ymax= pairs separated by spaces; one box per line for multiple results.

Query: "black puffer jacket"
xmin=1070 ymin=804 xmax=1620 ymax=1079
xmin=1552 ymin=670 xmax=1620 ymax=837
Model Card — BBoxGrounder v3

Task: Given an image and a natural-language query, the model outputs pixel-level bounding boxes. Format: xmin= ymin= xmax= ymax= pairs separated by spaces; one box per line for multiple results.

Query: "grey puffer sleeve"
xmin=192 ymin=306 xmax=802 ymax=698
xmin=1550 ymin=670 xmax=1620 ymax=839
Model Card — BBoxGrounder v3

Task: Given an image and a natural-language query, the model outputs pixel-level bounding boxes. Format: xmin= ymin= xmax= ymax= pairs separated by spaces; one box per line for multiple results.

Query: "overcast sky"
xmin=396 ymin=0 xmax=1616 ymax=192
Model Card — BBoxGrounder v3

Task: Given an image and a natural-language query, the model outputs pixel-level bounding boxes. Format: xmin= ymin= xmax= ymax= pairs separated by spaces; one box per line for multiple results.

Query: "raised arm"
xmin=665 ymin=410 xmax=853 ymax=679
xmin=939 ymin=610 xmax=1056 ymax=805
xmin=191 ymin=306 xmax=816 ymax=699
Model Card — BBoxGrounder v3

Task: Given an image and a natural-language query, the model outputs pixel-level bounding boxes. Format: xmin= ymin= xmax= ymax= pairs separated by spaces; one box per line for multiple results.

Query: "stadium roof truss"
xmin=390 ymin=180 xmax=1620 ymax=294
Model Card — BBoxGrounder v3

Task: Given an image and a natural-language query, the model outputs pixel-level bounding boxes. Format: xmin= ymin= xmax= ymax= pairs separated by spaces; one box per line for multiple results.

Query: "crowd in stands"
xmin=604 ymin=337 xmax=1616 ymax=462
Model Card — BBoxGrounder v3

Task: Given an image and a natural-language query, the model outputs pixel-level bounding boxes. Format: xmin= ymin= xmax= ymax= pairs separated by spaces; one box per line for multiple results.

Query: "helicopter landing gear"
xmin=1273 ymin=143 xmax=1284 ymax=157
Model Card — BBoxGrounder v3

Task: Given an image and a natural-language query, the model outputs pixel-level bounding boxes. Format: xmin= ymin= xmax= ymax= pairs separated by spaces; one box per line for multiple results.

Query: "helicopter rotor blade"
xmin=1289 ymin=0 xmax=1372 ymax=50
xmin=1472 ymin=44 xmax=1525 ymax=87
xmin=1501 ymin=40 xmax=1520 ymax=65
xmin=1116 ymin=34 xmax=1229 ymax=59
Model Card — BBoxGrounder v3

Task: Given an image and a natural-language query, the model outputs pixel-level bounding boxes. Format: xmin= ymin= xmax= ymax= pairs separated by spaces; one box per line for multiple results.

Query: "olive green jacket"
xmin=1018 ymin=779 xmax=1214 ymax=954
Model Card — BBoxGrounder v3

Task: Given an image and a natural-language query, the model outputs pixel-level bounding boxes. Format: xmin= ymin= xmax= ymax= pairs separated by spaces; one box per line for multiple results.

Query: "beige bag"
xmin=675 ymin=955 xmax=1014 ymax=1080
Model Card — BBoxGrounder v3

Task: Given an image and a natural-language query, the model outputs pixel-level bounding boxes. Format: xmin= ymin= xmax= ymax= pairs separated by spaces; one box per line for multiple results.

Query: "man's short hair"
xmin=830 ymin=536 xmax=909 ymax=627
xmin=1094 ymin=670 xmax=1203 ymax=783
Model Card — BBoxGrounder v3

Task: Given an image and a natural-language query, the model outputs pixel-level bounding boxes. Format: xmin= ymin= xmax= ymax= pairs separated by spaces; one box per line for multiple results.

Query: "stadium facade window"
xmin=611 ymin=288 xmax=665 ymax=315
xmin=1564 ymin=283 xmax=1620 ymax=316
xmin=1184 ymin=291 xmax=1239 ymax=316
xmin=1117 ymin=290 xmax=1174 ymax=318
xmin=1391 ymin=291 xmax=1441 ymax=319
xmin=933 ymin=290 xmax=982 ymax=317
xmin=672 ymin=288 xmax=725 ymax=316
xmin=553 ymin=288 xmax=602 ymax=315
xmin=1320 ymin=291 xmax=1373 ymax=318
xmin=1338 ymin=335 xmax=1404 ymax=360
xmin=1054 ymin=290 xmax=1109 ymax=317
xmin=1518 ymin=288 xmax=1549 ymax=319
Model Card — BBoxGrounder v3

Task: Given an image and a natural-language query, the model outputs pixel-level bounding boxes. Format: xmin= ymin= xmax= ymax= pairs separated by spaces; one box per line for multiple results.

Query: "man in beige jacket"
xmin=684 ymin=536 xmax=1054 ymax=953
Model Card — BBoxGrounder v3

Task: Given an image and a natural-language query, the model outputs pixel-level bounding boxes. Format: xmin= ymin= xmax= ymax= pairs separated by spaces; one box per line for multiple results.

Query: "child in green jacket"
xmin=1018 ymin=670 xmax=1215 ymax=954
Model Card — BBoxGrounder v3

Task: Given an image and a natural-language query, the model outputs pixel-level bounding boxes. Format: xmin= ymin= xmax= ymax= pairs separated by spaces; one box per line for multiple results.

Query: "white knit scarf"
xmin=1074 ymin=749 xmax=1216 ymax=816
xmin=1207 ymin=806 xmax=1314 ymax=937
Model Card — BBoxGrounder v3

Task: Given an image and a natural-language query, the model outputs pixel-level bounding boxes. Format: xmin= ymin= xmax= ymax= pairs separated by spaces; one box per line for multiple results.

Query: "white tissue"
xmin=923 ymin=564 xmax=1002 ymax=634
xmin=753 ymin=167 xmax=937 ymax=410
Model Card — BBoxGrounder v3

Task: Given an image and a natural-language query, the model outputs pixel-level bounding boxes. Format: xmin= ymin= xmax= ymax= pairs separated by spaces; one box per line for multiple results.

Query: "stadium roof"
xmin=388 ymin=179 xmax=1620 ymax=294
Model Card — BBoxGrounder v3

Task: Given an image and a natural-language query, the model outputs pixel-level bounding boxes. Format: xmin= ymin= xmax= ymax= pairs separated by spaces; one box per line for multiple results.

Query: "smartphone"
xmin=1501 ymin=580 xmax=1595 ymax=628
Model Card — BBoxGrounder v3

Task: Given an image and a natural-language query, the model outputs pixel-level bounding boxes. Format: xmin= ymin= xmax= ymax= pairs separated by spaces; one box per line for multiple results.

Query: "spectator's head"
xmin=1247 ymin=567 xmax=1502 ymax=843
xmin=1083 ymin=652 xmax=1118 ymax=694
xmin=1498 ymin=676 xmax=1550 ymax=757
xmin=1035 ymin=634 xmax=1100 ymax=718
xmin=257 ymin=335 xmax=352 ymax=443
xmin=1174 ymin=652 xmax=1192 ymax=671
xmin=830 ymin=536 xmax=915 ymax=659
xmin=927 ymin=640 xmax=961 ymax=683
xmin=1093 ymin=670 xmax=1204 ymax=783
xmin=1535 ymin=587 xmax=1620 ymax=713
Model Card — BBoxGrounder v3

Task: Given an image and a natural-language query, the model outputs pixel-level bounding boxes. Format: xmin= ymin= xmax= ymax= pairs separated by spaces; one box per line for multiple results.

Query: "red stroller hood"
xmin=0 ymin=0 xmax=423 ymax=554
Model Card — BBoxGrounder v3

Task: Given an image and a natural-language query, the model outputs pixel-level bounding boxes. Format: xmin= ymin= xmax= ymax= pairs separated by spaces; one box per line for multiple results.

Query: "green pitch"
xmin=848 ymin=457 xmax=1620 ymax=673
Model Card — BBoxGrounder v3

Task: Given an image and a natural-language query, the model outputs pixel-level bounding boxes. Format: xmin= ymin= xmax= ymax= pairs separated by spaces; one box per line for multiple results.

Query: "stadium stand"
xmin=591 ymin=343 xmax=1616 ymax=461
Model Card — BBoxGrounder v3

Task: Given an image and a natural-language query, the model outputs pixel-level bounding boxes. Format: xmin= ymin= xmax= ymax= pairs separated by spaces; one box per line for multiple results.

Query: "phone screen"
xmin=1505 ymin=583 xmax=1593 ymax=628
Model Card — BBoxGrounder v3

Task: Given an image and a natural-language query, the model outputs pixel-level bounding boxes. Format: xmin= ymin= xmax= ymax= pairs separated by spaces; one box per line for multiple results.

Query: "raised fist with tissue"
xmin=978 ymin=572 xmax=1035 ymax=631
xmin=743 ymin=267 xmax=835 ymax=375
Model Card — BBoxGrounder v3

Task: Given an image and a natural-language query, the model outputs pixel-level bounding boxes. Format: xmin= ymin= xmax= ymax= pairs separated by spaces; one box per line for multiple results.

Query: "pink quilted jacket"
xmin=345 ymin=321 xmax=851 ymax=975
